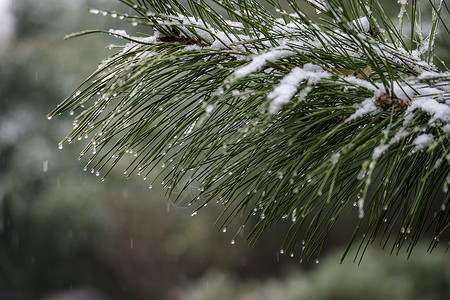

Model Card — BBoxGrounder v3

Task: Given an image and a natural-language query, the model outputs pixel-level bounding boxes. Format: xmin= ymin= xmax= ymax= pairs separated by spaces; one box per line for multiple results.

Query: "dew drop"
xmin=148 ymin=185 xmax=153 ymax=189
xmin=280 ymin=249 xmax=284 ymax=254
xmin=290 ymin=253 xmax=294 ymax=257
xmin=315 ymin=259 xmax=319 ymax=264
xmin=58 ymin=144 xmax=63 ymax=150
xmin=191 ymin=211 xmax=197 ymax=217
xmin=230 ymin=239 xmax=235 ymax=245
xmin=222 ymin=228 xmax=227 ymax=233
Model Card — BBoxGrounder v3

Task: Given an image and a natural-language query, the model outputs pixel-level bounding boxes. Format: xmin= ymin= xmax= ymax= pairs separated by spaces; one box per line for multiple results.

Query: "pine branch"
xmin=48 ymin=0 xmax=450 ymax=261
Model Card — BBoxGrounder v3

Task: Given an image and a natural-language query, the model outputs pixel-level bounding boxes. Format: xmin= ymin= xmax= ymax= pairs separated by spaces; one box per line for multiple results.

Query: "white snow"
xmin=174 ymin=13 xmax=251 ymax=51
xmin=347 ymin=75 xmax=448 ymax=124
xmin=268 ymin=63 xmax=330 ymax=113
xmin=205 ymin=105 xmax=214 ymax=114
xmin=109 ymin=29 xmax=129 ymax=37
xmin=373 ymin=44 xmax=432 ymax=73
xmin=234 ymin=49 xmax=294 ymax=79
xmin=413 ymin=133 xmax=434 ymax=151
xmin=347 ymin=97 xmax=379 ymax=121
xmin=391 ymin=81 xmax=442 ymax=101
xmin=418 ymin=71 xmax=450 ymax=80
xmin=109 ymin=29 xmax=161 ymax=45
xmin=134 ymin=35 xmax=159 ymax=44
xmin=404 ymin=98 xmax=450 ymax=126
xmin=389 ymin=129 xmax=410 ymax=145
xmin=343 ymin=76 xmax=382 ymax=94
xmin=353 ymin=16 xmax=370 ymax=33
xmin=184 ymin=44 xmax=202 ymax=51
xmin=372 ymin=145 xmax=389 ymax=159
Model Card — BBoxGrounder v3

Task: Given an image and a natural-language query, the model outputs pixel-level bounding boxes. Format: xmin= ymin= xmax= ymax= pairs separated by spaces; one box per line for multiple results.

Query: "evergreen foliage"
xmin=48 ymin=0 xmax=449 ymax=261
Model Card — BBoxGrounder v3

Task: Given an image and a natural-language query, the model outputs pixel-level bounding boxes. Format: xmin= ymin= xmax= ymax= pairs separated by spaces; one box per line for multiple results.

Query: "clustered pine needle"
xmin=48 ymin=0 xmax=449 ymax=262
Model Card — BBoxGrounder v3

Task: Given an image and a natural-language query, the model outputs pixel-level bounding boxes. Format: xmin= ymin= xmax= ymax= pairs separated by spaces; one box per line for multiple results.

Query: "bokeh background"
xmin=0 ymin=0 xmax=449 ymax=299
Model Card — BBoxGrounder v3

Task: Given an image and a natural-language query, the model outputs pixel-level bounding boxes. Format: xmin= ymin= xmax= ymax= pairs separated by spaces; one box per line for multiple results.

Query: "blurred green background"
xmin=0 ymin=0 xmax=448 ymax=299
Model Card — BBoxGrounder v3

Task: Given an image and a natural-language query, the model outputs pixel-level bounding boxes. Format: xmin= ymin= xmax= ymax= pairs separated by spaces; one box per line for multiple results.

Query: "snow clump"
xmin=268 ymin=63 xmax=330 ymax=113
xmin=413 ymin=133 xmax=434 ymax=152
xmin=234 ymin=49 xmax=295 ymax=79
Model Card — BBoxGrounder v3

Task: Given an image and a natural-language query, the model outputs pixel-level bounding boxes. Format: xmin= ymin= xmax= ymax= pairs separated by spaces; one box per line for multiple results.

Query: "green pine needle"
xmin=48 ymin=0 xmax=449 ymax=262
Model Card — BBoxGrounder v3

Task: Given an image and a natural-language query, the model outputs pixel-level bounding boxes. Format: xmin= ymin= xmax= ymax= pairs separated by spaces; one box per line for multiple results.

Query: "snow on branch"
xmin=268 ymin=64 xmax=330 ymax=113
xmin=48 ymin=0 xmax=450 ymax=262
